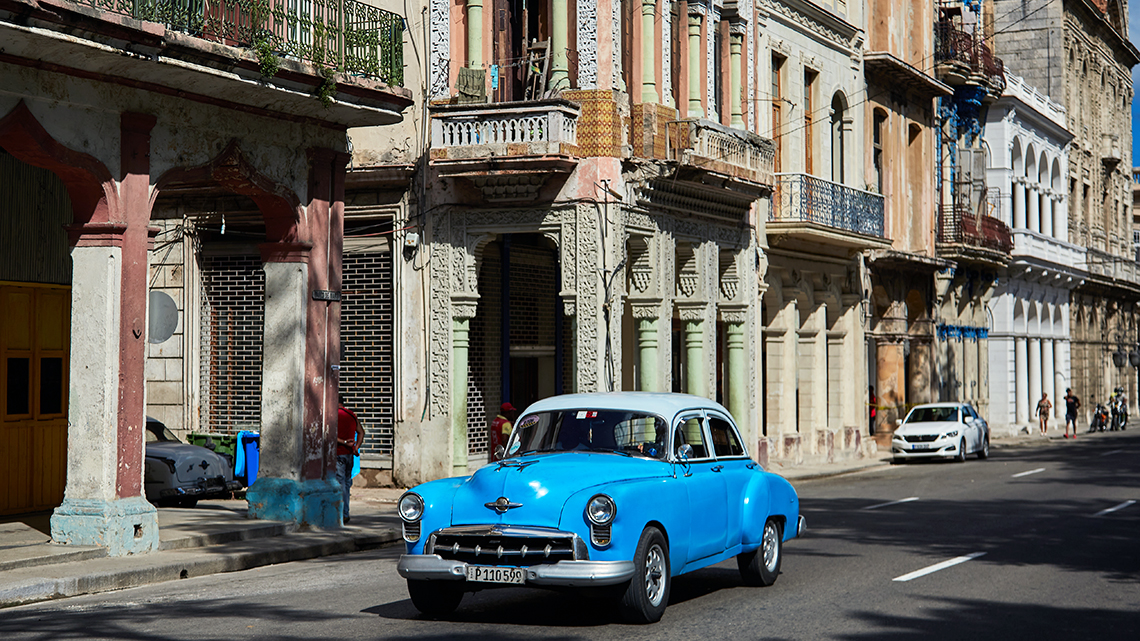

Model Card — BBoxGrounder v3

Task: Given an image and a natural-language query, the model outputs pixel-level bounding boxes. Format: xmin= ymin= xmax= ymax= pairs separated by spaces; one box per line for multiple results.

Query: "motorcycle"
xmin=1111 ymin=395 xmax=1128 ymax=431
xmin=1090 ymin=402 xmax=1110 ymax=432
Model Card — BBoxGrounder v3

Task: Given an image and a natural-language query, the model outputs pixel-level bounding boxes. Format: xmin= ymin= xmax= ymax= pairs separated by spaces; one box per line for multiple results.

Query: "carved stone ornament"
xmin=579 ymin=0 xmax=599 ymax=89
xmin=430 ymin=0 xmax=450 ymax=98
xmin=676 ymin=301 xmax=708 ymax=321
xmin=720 ymin=304 xmax=749 ymax=324
xmin=630 ymin=300 xmax=662 ymax=320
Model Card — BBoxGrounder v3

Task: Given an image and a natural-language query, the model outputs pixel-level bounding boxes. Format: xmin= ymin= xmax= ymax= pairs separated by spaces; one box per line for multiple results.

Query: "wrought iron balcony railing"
xmin=771 ymin=173 xmax=885 ymax=238
xmin=63 ymin=0 xmax=404 ymax=85
xmin=430 ymin=100 xmax=579 ymax=153
xmin=667 ymin=119 xmax=775 ymax=187
xmin=938 ymin=204 xmax=1013 ymax=254
xmin=934 ymin=21 xmax=1005 ymax=95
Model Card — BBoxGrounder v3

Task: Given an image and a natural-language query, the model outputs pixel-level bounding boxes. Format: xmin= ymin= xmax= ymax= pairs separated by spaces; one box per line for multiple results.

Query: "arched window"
xmin=831 ymin=92 xmax=847 ymax=184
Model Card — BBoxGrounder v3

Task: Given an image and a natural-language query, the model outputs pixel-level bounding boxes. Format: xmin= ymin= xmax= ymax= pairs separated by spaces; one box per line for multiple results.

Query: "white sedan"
xmin=891 ymin=402 xmax=990 ymax=463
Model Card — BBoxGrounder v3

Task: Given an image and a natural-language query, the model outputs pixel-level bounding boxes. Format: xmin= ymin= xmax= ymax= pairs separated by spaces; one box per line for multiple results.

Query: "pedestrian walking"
xmin=868 ymin=386 xmax=877 ymax=436
xmin=1063 ymin=388 xmax=1080 ymax=439
xmin=336 ymin=395 xmax=365 ymax=524
xmin=1036 ymin=392 xmax=1052 ymax=436
xmin=489 ymin=402 xmax=517 ymax=461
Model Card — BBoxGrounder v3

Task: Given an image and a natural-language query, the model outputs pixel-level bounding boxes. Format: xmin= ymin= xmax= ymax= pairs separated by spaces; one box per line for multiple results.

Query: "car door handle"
xmin=711 ymin=465 xmax=724 ymax=473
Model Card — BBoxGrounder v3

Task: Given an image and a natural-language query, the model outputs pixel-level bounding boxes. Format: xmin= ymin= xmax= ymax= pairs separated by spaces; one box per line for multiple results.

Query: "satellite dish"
xmin=148 ymin=291 xmax=179 ymax=344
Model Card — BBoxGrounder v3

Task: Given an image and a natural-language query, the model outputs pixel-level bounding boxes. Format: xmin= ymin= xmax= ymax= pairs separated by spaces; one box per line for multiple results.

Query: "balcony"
xmin=428 ymin=99 xmax=580 ymax=202
xmin=62 ymin=0 xmax=405 ymax=84
xmin=767 ymin=173 xmax=890 ymax=253
xmin=937 ymin=204 xmax=1013 ymax=265
xmin=666 ymin=118 xmax=775 ymax=191
xmin=1083 ymin=248 xmax=1140 ymax=290
xmin=934 ymin=21 xmax=1005 ymax=98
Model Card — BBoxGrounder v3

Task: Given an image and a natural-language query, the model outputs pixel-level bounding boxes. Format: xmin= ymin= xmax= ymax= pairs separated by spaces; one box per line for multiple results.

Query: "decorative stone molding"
xmin=720 ymin=303 xmax=749 ymax=323
xmin=676 ymin=300 xmax=709 ymax=321
xmin=630 ymin=299 xmax=663 ymax=319
xmin=429 ymin=0 xmax=450 ymax=98
xmin=451 ymin=293 xmax=480 ymax=320
xmin=578 ymin=0 xmax=599 ymax=89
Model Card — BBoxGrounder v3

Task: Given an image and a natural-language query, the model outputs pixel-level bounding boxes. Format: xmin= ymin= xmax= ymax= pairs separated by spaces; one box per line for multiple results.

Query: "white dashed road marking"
xmin=1092 ymin=500 xmax=1136 ymax=517
xmin=893 ymin=552 xmax=987 ymax=582
xmin=863 ymin=497 xmax=919 ymax=511
xmin=1011 ymin=468 xmax=1046 ymax=478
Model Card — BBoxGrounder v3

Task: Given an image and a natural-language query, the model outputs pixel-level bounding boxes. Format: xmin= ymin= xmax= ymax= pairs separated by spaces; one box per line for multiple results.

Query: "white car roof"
xmin=521 ymin=392 xmax=734 ymax=424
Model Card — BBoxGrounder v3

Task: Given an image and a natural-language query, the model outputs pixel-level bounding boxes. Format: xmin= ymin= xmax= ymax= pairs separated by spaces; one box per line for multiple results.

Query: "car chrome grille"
xmin=428 ymin=525 xmax=587 ymax=566
xmin=902 ymin=434 xmax=939 ymax=443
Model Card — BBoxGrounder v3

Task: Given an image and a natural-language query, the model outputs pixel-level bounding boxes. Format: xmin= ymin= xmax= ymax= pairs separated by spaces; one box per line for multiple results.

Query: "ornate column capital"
xmin=452 ymin=293 xmax=480 ymax=320
xmin=675 ymin=299 xmax=708 ymax=321
xmin=720 ymin=303 xmax=749 ymax=324
xmin=630 ymin=297 xmax=663 ymax=320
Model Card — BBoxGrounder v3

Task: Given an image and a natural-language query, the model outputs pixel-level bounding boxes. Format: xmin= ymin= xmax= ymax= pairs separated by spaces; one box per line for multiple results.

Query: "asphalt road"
xmin=2 ymin=431 xmax=1137 ymax=640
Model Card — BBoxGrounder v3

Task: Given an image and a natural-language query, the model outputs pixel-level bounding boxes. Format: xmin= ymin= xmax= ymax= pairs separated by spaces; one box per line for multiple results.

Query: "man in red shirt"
xmin=489 ymin=402 xmax=516 ymax=461
xmin=336 ymin=396 xmax=365 ymax=524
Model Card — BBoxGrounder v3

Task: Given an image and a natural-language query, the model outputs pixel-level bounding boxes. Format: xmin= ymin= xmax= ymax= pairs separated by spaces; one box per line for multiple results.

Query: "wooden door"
xmin=1 ymin=283 xmax=69 ymax=515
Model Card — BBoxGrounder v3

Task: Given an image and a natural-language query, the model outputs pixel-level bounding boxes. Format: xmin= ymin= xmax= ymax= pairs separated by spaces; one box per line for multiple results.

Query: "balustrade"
xmin=63 ymin=0 xmax=405 ymax=84
xmin=667 ymin=119 xmax=775 ymax=186
xmin=771 ymin=173 xmax=885 ymax=238
xmin=431 ymin=101 xmax=579 ymax=151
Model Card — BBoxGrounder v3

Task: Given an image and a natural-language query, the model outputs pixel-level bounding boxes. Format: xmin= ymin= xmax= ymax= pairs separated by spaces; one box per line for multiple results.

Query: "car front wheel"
xmin=955 ymin=438 xmax=967 ymax=463
xmin=738 ymin=518 xmax=782 ymax=586
xmin=407 ymin=579 xmax=464 ymax=618
xmin=976 ymin=435 xmax=989 ymax=460
xmin=619 ymin=526 xmax=670 ymax=624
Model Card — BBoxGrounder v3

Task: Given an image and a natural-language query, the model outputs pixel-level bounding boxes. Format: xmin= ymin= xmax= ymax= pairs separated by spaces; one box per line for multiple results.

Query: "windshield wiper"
xmin=589 ymin=447 xmax=630 ymax=456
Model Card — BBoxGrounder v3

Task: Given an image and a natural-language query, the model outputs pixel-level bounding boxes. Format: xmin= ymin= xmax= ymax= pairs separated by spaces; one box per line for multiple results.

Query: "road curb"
xmin=0 ymin=528 xmax=402 ymax=609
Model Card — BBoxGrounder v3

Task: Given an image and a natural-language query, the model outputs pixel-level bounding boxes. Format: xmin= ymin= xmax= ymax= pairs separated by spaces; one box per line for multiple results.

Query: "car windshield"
xmin=907 ymin=406 xmax=959 ymax=423
xmin=145 ymin=420 xmax=182 ymax=443
xmin=506 ymin=410 xmax=668 ymax=459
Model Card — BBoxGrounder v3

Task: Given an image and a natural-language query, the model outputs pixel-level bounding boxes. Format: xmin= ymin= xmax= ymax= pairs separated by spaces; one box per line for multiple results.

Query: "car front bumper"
xmin=397 ymin=554 xmax=636 ymax=587
xmin=891 ymin=441 xmax=959 ymax=460
xmin=156 ymin=479 xmax=243 ymax=499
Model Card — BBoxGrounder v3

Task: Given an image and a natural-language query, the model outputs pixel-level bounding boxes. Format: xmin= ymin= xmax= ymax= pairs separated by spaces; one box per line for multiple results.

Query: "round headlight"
xmin=586 ymin=494 xmax=616 ymax=526
xmin=398 ymin=492 xmax=424 ymax=522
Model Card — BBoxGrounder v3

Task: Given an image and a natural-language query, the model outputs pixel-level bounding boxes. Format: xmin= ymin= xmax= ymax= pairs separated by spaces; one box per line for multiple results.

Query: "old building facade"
xmin=985 ymin=73 xmax=1079 ymax=435
xmin=0 ymin=0 xmax=410 ymax=547
xmin=990 ymin=0 xmax=1140 ymax=422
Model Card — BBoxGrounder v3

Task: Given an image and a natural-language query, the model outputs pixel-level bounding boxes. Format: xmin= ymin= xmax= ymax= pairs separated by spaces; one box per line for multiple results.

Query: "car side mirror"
xmin=677 ymin=444 xmax=693 ymax=461
xmin=494 ymin=445 xmax=506 ymax=459
xmin=895 ymin=419 xmax=902 ymax=426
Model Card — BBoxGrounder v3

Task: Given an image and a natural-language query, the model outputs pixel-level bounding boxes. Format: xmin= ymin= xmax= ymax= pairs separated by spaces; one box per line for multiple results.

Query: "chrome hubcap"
xmin=644 ymin=543 xmax=666 ymax=606
xmin=762 ymin=522 xmax=779 ymax=572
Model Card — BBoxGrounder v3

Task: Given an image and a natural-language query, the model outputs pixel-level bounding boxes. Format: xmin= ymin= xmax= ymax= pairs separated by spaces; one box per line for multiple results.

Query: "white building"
xmin=986 ymin=73 xmax=1080 ymax=435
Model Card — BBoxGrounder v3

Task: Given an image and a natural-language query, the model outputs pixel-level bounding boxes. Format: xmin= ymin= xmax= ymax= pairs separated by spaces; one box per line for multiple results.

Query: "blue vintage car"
xmin=396 ymin=392 xmax=805 ymax=623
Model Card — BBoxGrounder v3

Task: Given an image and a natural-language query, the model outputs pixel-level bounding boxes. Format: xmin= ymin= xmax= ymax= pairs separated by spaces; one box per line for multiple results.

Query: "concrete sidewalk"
xmin=0 ymin=433 xmax=1056 ymax=609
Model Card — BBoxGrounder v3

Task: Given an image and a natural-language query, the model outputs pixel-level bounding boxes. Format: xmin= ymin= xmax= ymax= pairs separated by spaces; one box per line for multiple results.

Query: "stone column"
xmin=687 ymin=9 xmax=704 ymax=118
xmin=632 ymin=306 xmax=660 ymax=391
xmin=729 ymin=26 xmax=744 ymax=129
xmin=1015 ymin=336 xmax=1028 ymax=424
xmin=1029 ymin=337 xmax=1042 ymax=420
xmin=1043 ymin=339 xmax=1056 ymax=419
xmin=466 ymin=0 xmax=483 ymax=69
xmin=1056 ymin=195 xmax=1068 ymax=241
xmin=1042 ymin=191 xmax=1054 ymax=238
xmin=1028 ymin=187 xmax=1040 ymax=233
xmin=51 ymin=225 xmax=159 ymax=555
xmin=641 ymin=0 xmax=659 ymax=103
xmin=551 ymin=0 xmax=570 ymax=91
xmin=248 ymin=245 xmax=311 ymax=524
xmin=1013 ymin=179 xmax=1025 ymax=229
xmin=452 ymin=295 xmax=479 ymax=475
xmin=723 ymin=307 xmax=748 ymax=433
xmin=874 ymin=338 xmax=906 ymax=448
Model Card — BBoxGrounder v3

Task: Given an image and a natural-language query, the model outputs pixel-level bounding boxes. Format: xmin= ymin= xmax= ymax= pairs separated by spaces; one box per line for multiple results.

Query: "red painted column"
xmin=117 ymin=112 xmax=156 ymax=499
xmin=325 ymin=151 xmax=349 ymax=475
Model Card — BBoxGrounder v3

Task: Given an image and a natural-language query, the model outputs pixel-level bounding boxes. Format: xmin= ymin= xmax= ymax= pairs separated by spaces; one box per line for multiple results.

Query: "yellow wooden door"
xmin=1 ymin=283 xmax=69 ymax=515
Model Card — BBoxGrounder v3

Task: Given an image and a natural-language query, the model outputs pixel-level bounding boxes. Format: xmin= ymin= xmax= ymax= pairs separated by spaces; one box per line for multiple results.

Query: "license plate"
xmin=911 ymin=443 xmax=931 ymax=451
xmin=466 ymin=565 xmax=525 ymax=584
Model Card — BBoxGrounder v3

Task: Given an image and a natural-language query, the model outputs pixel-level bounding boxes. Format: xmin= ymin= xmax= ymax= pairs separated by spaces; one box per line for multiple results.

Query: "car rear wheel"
xmin=407 ymin=579 xmax=464 ymax=617
xmin=619 ymin=526 xmax=670 ymax=624
xmin=955 ymin=438 xmax=967 ymax=463
xmin=976 ymin=436 xmax=989 ymax=460
xmin=738 ymin=518 xmax=782 ymax=587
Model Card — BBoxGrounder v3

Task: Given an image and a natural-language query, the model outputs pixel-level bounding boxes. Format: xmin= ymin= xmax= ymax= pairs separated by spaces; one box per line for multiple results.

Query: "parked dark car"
xmin=144 ymin=417 xmax=241 ymax=507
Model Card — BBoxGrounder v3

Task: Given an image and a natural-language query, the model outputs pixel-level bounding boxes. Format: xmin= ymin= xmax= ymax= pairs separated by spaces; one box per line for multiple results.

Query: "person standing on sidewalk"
xmin=489 ymin=402 xmax=517 ymax=461
xmin=1063 ymin=388 xmax=1080 ymax=439
xmin=1036 ymin=392 xmax=1052 ymax=436
xmin=336 ymin=396 xmax=365 ymax=524
xmin=868 ymin=386 xmax=877 ymax=436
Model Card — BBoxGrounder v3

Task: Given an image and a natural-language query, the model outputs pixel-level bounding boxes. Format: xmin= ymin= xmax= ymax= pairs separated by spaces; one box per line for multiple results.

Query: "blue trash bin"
xmin=240 ymin=433 xmax=260 ymax=486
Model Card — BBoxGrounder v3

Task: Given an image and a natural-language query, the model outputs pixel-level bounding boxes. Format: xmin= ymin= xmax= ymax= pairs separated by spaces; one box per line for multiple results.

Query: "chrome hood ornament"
xmin=485 ymin=496 xmax=523 ymax=514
